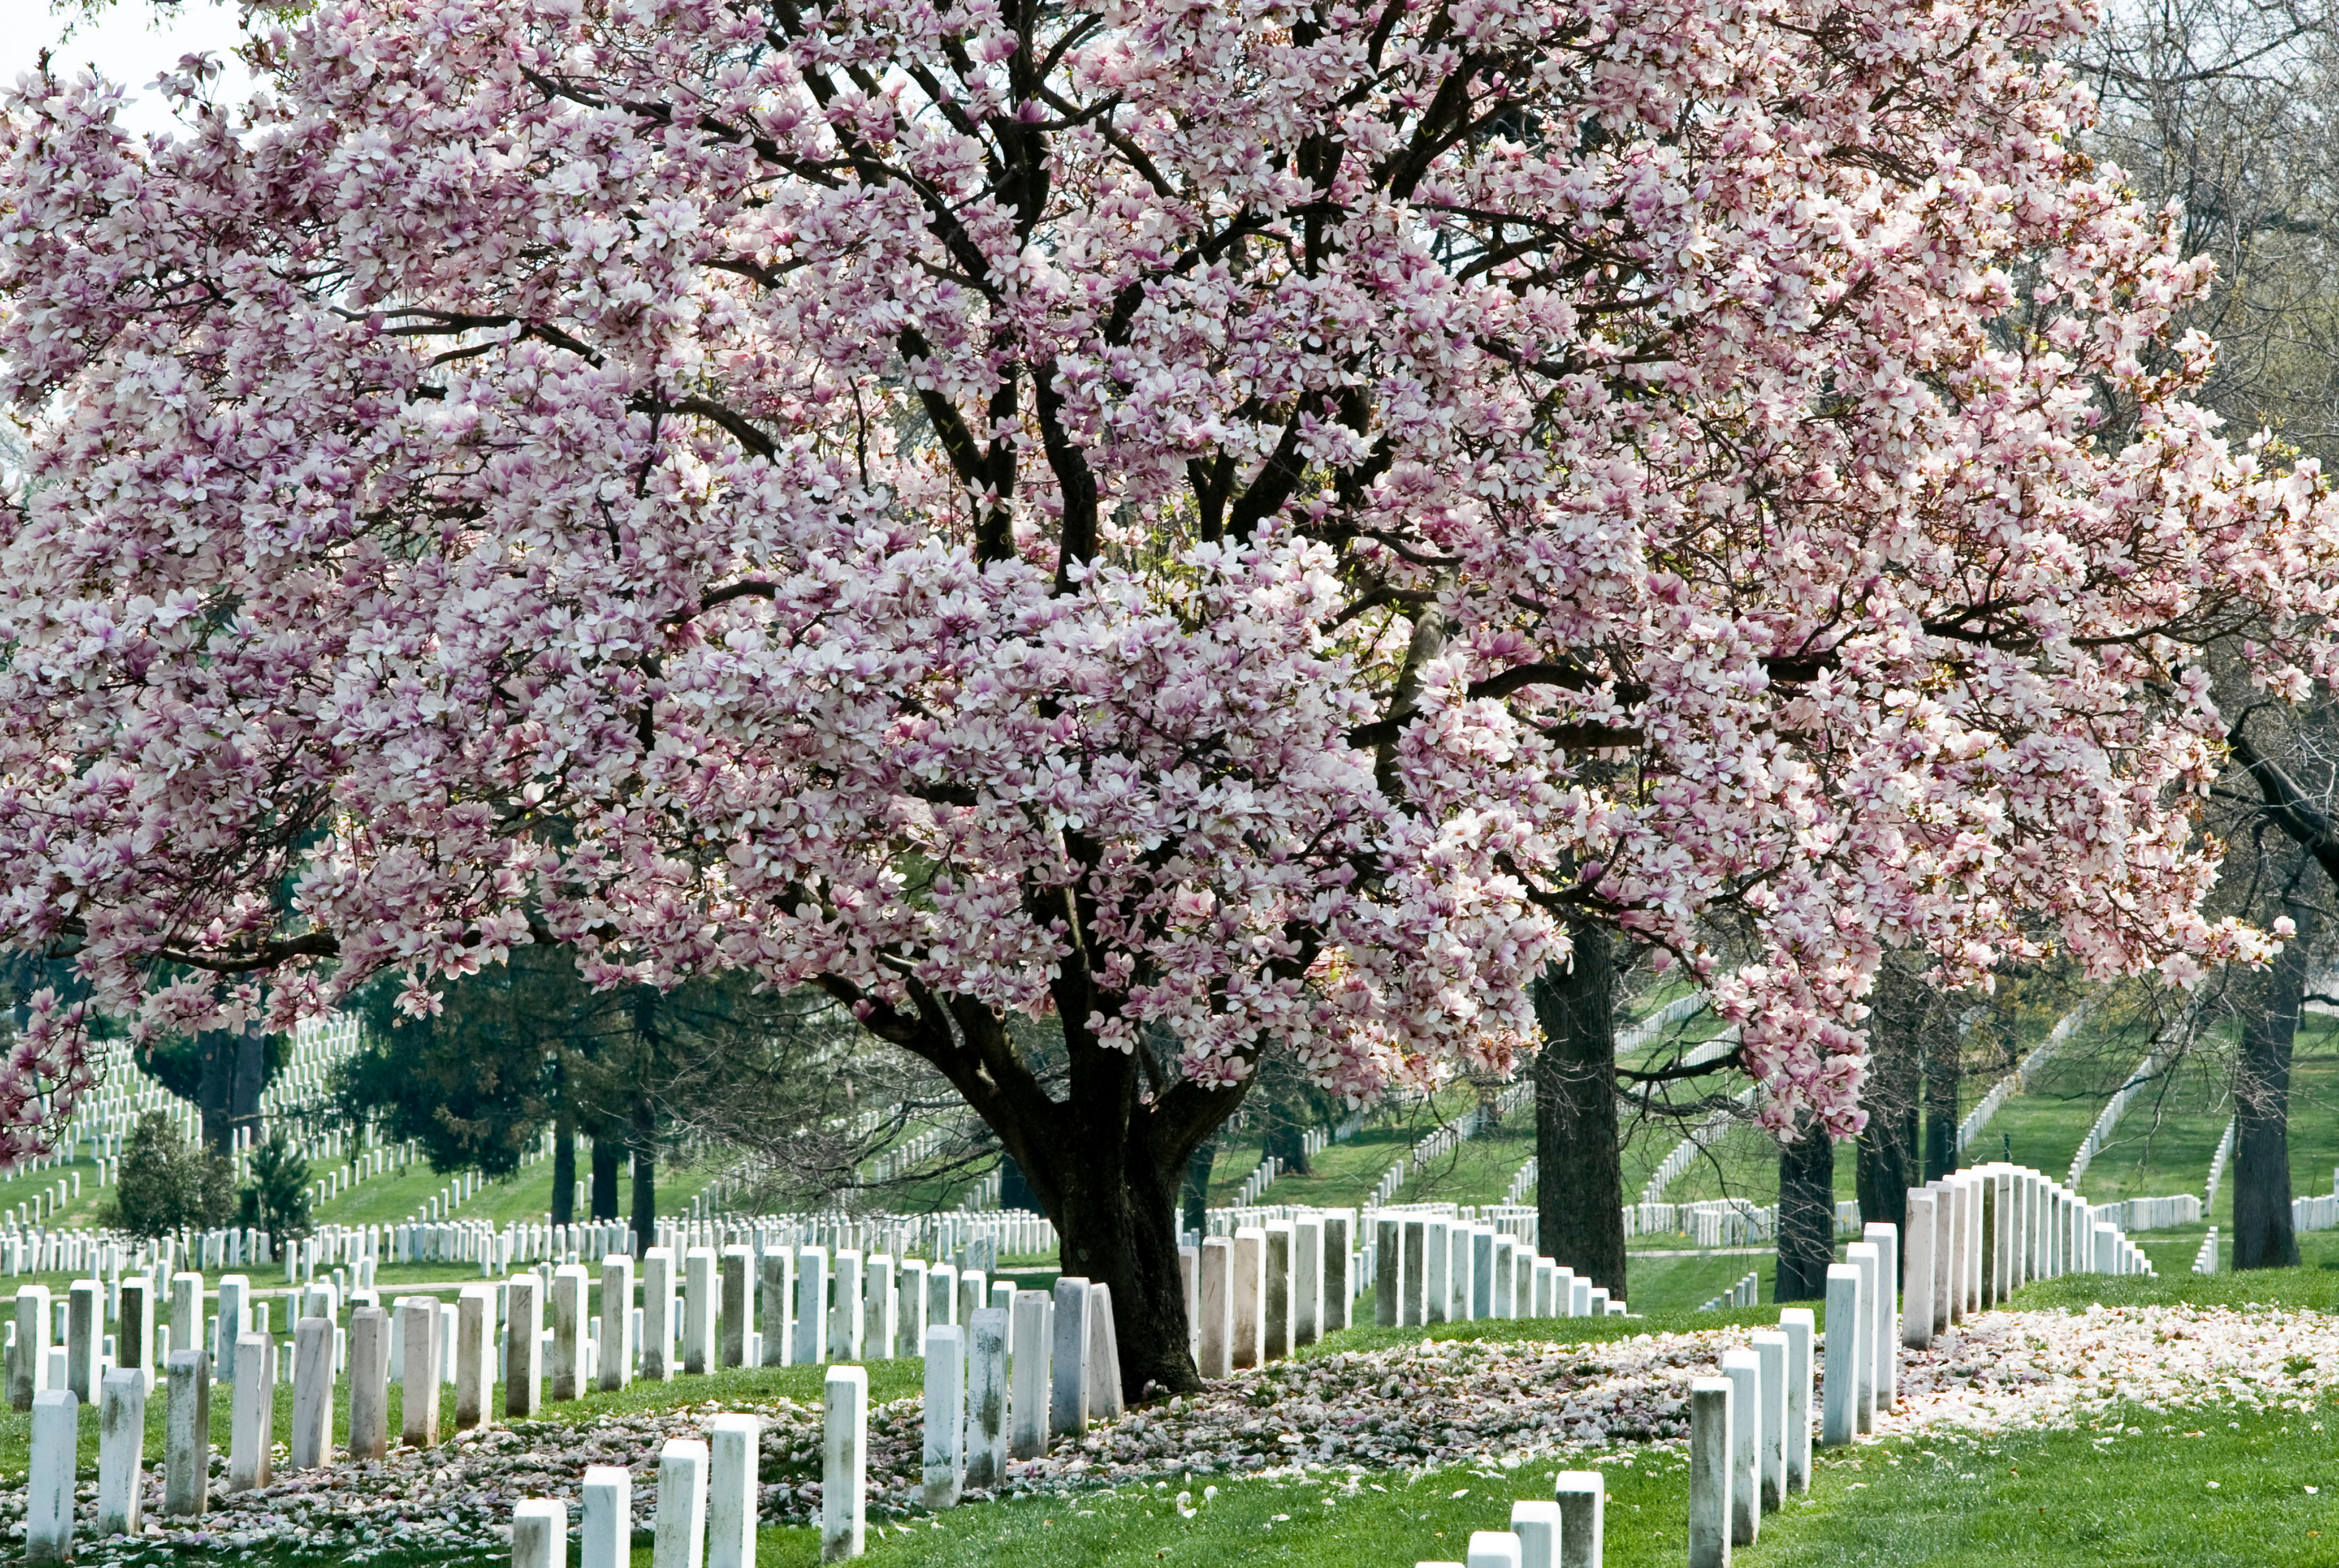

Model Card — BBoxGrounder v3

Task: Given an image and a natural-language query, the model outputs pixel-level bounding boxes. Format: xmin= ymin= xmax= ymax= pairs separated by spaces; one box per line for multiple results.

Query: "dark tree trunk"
xmin=1857 ymin=960 xmax=1926 ymax=1239
xmin=629 ymin=1093 xmax=657 ymax=1254
xmin=552 ymin=1103 xmax=577 ymax=1226
xmin=1180 ymin=1141 xmax=1214 ymax=1238
xmin=1776 ymin=1112 xmax=1836 ymax=1300
xmin=589 ymin=1138 xmax=622 ymax=1221
xmin=1923 ymin=1010 xmax=1960 ymax=1182
xmin=195 ymin=1026 xmax=268 ymax=1156
xmin=1049 ymin=1124 xmax=1197 ymax=1401
xmin=2234 ymin=900 xmax=2315 ymax=1269
xmin=1261 ymin=1102 xmax=1312 ymax=1175
xmin=1532 ymin=920 xmax=1625 ymax=1296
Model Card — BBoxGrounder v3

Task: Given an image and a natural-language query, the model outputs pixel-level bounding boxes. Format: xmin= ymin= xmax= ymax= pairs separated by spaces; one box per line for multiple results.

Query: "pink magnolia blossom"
xmin=0 ymin=0 xmax=2331 ymax=1158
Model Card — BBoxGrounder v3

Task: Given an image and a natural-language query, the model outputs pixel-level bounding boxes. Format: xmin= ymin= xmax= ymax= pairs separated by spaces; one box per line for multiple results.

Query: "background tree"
xmin=237 ymin=1127 xmax=312 ymax=1240
xmin=3 ymin=0 xmax=2334 ymax=1397
xmin=102 ymin=1110 xmax=233 ymax=1238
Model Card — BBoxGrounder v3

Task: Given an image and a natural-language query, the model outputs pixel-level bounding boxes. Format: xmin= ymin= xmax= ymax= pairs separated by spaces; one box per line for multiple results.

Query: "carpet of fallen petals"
xmin=12 ymin=1303 xmax=2336 ymax=1562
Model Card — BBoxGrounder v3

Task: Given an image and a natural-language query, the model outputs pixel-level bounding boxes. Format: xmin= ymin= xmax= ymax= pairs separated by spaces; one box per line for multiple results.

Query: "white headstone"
xmin=506 ymin=1274 xmax=544 ymax=1419
xmin=163 ymin=1348 xmax=210 ymax=1515
xmin=514 ymin=1498 xmax=568 ymax=1568
xmin=228 ymin=1332 xmax=274 ymax=1490
xmin=1552 ymin=1470 xmax=1603 ymax=1568
xmin=965 ymin=1304 xmax=1009 ymax=1488
xmin=1510 ymin=1500 xmax=1563 ymax=1568
xmin=1050 ymin=1276 xmax=1091 ymax=1437
xmin=1688 ymin=1376 xmax=1732 ymax=1568
xmin=348 ymin=1306 xmax=390 ymax=1460
xmin=582 ymin=1463 xmax=632 ymax=1568
xmin=1750 ymin=1331 xmax=1787 ymax=1511
xmin=1087 ymin=1282 xmax=1123 ymax=1418
xmin=1820 ymin=1267 xmax=1862 ymax=1447
xmin=26 ymin=1387 xmax=75 ymax=1564
xmin=1719 ymin=1349 xmax=1759 ymax=1546
xmin=708 ymin=1414 xmax=761 ymax=1568
xmin=795 ymin=1246 xmax=829 ymax=1365
xmin=653 ymin=1437 xmax=708 ymax=1568
xmin=399 ymin=1297 xmax=440 ymax=1447
xmin=291 ymin=1315 xmax=334 ymax=1469
xmin=97 ymin=1366 xmax=144 ymax=1535
xmin=1008 ymin=1289 xmax=1051 ymax=1459
xmin=822 ymin=1365 xmax=867 ymax=1562
xmin=923 ymin=1324 xmax=966 ymax=1509
xmin=601 ymin=1255 xmax=636 ymax=1391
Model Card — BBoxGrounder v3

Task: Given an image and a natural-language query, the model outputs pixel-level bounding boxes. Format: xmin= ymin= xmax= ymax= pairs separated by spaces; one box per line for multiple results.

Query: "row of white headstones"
xmin=1422 ymin=1161 xmax=2151 ymax=1568
xmin=13 ymin=1253 xmax=1132 ymax=1565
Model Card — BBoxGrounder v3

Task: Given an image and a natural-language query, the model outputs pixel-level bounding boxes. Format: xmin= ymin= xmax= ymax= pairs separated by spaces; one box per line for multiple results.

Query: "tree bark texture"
xmin=552 ymin=1102 xmax=577 ymax=1226
xmin=1532 ymin=920 xmax=1626 ymax=1296
xmin=2234 ymin=900 xmax=2315 ymax=1270
xmin=1856 ymin=958 xmax=1929 ymax=1239
xmin=829 ymin=948 xmax=1245 ymax=1401
xmin=1775 ymin=1112 xmax=1836 ymax=1301
xmin=629 ymin=1092 xmax=658 ymax=1254
xmin=1923 ymin=1012 xmax=1960 ymax=1183
xmin=196 ymin=1025 xmax=267 ymax=1157
xmin=589 ymin=1137 xmax=622 ymax=1221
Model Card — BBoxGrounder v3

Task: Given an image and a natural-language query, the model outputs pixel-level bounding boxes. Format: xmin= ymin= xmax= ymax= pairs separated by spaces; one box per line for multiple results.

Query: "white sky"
xmin=0 ymin=1 xmax=256 ymax=139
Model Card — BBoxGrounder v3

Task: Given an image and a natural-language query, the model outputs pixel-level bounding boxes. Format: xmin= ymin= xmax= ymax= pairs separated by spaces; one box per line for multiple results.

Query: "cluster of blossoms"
xmin=1 ymin=0 xmax=2337 ymax=1164
xmin=10 ymin=1303 xmax=2336 ymax=1560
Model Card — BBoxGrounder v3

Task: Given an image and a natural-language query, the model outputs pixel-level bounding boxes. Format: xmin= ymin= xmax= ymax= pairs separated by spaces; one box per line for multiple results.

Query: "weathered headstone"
xmin=1719 ymin=1348 xmax=1759 ymax=1546
xmin=863 ymin=1254 xmax=897 ymax=1361
xmin=400 ymin=1297 xmax=441 ymax=1446
xmin=1197 ymin=1236 xmax=1233 ymax=1378
xmin=1553 ymin=1471 xmax=1604 ymax=1568
xmin=683 ymin=1248 xmax=718 ymax=1375
xmin=292 ymin=1315 xmax=334 ymax=1468
xmin=547 ymin=1264 xmax=588 ymax=1401
xmin=1843 ymin=1240 xmax=1879 ymax=1431
xmin=761 ymin=1247 xmax=795 ymax=1368
xmin=1779 ymin=1308 xmax=1814 ymax=1493
xmin=228 ymin=1332 xmax=274 ymax=1490
xmin=582 ymin=1463 xmax=632 ymax=1568
xmin=708 ymin=1414 xmax=761 ymax=1568
xmin=653 ymin=1437 xmax=708 ymax=1568
xmin=12 ymin=1283 xmax=51 ymax=1409
xmin=822 ymin=1365 xmax=868 ymax=1561
xmin=965 ymin=1304 xmax=1009 ymax=1488
xmin=66 ymin=1278 xmax=100 ymax=1404
xmin=1323 ymin=1212 xmax=1352 ymax=1332
xmin=1264 ymin=1222 xmax=1294 ymax=1358
xmin=1007 ymin=1289 xmax=1051 ymax=1458
xmin=1293 ymin=1215 xmax=1324 ymax=1347
xmin=26 ymin=1387 xmax=75 ymax=1564
xmin=1468 ymin=1530 xmax=1525 ymax=1568
xmin=1820 ymin=1266 xmax=1862 ymax=1447
xmin=1862 ymin=1222 xmax=1898 ymax=1413
xmin=895 ymin=1258 xmax=926 ymax=1360
xmin=513 ymin=1498 xmax=568 ymax=1568
xmin=719 ymin=1247 xmax=753 ymax=1369
xmin=923 ymin=1324 xmax=966 ymax=1509
xmin=171 ymin=1270 xmax=203 ymax=1358
xmin=118 ymin=1276 xmax=153 ymax=1394
xmin=164 ymin=1350 xmax=211 ymax=1515
xmin=456 ymin=1285 xmax=495 ymax=1427
xmin=1374 ymin=1216 xmax=1402 ymax=1328
xmin=1049 ymin=1275 xmax=1091 ymax=1437
xmin=642 ymin=1247 xmax=676 ymax=1381
xmin=1902 ymin=1193 xmax=1937 ymax=1348
xmin=97 ymin=1366 xmax=144 ymax=1535
xmin=1689 ymin=1376 xmax=1733 ymax=1568
xmin=1403 ymin=1218 xmax=1428 ymax=1326
xmin=925 ymin=1260 xmax=957 ymax=1332
xmin=1750 ymin=1330 xmax=1787 ymax=1511
xmin=832 ymin=1249 xmax=864 ymax=1362
xmin=506 ymin=1273 xmax=544 ymax=1419
xmin=601 ymin=1254 xmax=636 ymax=1391
xmin=796 ymin=1245 xmax=830 ymax=1365
xmin=1231 ymin=1228 xmax=1264 ymax=1368
xmin=348 ymin=1306 xmax=390 ymax=1460
xmin=1510 ymin=1499 xmax=1563 ymax=1568
xmin=1423 ymin=1218 xmax=1452 ymax=1325
xmin=1088 ymin=1282 xmax=1124 ymax=1418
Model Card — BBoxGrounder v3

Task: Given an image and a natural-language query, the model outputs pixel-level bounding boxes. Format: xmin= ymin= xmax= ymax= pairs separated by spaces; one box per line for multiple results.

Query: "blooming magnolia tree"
xmin=2 ymin=0 xmax=2334 ymax=1391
